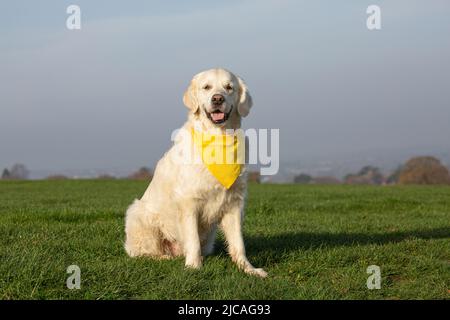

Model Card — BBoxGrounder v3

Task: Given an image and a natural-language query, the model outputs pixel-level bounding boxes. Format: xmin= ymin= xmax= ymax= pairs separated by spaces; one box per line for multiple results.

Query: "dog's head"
xmin=183 ymin=68 xmax=253 ymax=129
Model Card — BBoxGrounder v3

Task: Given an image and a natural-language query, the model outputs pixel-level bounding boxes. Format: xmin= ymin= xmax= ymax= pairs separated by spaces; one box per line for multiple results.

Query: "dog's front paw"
xmin=245 ymin=267 xmax=268 ymax=278
xmin=185 ymin=256 xmax=202 ymax=269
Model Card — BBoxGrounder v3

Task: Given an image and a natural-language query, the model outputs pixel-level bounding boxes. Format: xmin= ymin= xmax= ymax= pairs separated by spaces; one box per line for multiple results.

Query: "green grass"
xmin=0 ymin=180 xmax=449 ymax=299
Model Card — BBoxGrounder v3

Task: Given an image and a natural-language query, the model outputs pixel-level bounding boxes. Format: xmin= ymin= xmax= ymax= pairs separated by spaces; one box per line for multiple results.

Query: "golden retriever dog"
xmin=124 ymin=68 xmax=267 ymax=277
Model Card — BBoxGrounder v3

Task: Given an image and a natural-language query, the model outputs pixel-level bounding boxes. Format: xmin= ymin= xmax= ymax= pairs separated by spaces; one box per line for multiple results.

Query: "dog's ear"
xmin=237 ymin=76 xmax=253 ymax=117
xmin=183 ymin=79 xmax=199 ymax=114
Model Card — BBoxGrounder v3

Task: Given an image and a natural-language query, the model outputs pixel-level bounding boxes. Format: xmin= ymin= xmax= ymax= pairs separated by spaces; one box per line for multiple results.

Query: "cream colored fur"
xmin=124 ymin=68 xmax=267 ymax=277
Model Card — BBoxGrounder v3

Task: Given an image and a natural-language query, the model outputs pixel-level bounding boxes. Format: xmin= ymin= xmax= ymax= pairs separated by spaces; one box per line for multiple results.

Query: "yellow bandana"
xmin=191 ymin=128 xmax=244 ymax=189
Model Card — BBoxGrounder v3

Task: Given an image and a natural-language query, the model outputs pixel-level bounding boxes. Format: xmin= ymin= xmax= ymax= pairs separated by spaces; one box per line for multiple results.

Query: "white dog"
xmin=124 ymin=68 xmax=267 ymax=277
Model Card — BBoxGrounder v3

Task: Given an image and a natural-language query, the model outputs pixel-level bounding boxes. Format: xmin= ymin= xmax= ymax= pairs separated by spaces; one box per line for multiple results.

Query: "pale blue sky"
xmin=1 ymin=1 xmax=449 ymax=175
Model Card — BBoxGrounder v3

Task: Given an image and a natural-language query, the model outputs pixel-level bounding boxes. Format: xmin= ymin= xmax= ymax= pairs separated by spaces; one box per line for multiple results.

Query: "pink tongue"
xmin=211 ymin=112 xmax=225 ymax=121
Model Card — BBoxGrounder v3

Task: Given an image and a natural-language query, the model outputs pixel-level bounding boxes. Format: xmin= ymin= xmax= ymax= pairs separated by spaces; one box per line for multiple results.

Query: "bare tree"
xmin=5 ymin=163 xmax=29 ymax=180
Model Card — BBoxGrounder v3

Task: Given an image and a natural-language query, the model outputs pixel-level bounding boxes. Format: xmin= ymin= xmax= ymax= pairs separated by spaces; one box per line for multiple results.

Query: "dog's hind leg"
xmin=124 ymin=199 xmax=165 ymax=258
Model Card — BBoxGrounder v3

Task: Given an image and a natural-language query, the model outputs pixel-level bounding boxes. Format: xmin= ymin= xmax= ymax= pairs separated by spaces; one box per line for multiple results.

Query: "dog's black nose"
xmin=211 ymin=94 xmax=225 ymax=105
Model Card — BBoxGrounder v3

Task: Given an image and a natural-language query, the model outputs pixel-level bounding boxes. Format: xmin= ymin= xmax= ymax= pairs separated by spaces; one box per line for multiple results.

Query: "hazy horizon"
xmin=1 ymin=1 xmax=449 ymax=177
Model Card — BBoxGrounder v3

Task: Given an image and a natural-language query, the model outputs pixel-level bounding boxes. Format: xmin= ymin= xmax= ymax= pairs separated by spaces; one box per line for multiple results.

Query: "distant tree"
xmin=247 ymin=171 xmax=261 ymax=183
xmin=398 ymin=156 xmax=450 ymax=185
xmin=8 ymin=163 xmax=29 ymax=180
xmin=1 ymin=168 xmax=11 ymax=179
xmin=386 ymin=165 xmax=403 ymax=185
xmin=345 ymin=166 xmax=384 ymax=185
xmin=358 ymin=166 xmax=384 ymax=184
xmin=128 ymin=167 xmax=153 ymax=181
xmin=294 ymin=173 xmax=312 ymax=184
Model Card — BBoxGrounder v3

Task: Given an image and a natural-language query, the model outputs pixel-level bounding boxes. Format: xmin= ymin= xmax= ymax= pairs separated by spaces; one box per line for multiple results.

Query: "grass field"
xmin=0 ymin=180 xmax=449 ymax=299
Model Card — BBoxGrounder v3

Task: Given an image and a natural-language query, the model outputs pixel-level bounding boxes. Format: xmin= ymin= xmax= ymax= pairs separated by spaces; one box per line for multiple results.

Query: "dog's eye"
xmin=225 ymin=84 xmax=233 ymax=91
xmin=202 ymin=84 xmax=211 ymax=91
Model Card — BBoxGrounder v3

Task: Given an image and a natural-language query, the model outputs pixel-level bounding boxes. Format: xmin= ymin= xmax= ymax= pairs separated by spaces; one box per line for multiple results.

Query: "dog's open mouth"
xmin=207 ymin=106 xmax=233 ymax=124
